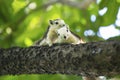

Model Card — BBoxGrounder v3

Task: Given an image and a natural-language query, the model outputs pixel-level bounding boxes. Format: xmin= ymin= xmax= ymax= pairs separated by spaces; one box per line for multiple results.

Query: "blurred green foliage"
xmin=0 ymin=74 xmax=82 ymax=80
xmin=0 ymin=0 xmax=120 ymax=48
xmin=0 ymin=0 xmax=120 ymax=80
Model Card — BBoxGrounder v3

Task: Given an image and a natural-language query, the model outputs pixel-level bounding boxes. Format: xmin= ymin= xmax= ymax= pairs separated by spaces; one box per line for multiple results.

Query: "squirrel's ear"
xmin=49 ymin=20 xmax=53 ymax=25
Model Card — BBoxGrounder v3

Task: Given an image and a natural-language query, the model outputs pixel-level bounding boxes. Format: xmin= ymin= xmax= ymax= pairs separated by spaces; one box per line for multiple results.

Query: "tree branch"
xmin=0 ymin=40 xmax=120 ymax=77
xmin=58 ymin=0 xmax=96 ymax=9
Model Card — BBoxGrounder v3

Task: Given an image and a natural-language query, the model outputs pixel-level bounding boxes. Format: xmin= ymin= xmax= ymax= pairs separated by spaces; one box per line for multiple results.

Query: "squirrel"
xmin=54 ymin=25 xmax=84 ymax=44
xmin=33 ymin=19 xmax=66 ymax=46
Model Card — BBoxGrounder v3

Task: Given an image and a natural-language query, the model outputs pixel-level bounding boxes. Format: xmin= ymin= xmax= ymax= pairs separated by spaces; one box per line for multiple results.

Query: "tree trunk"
xmin=0 ymin=40 xmax=120 ymax=77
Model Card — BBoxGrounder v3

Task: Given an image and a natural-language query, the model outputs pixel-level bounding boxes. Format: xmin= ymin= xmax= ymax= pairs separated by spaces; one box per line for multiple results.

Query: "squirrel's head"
xmin=56 ymin=25 xmax=70 ymax=40
xmin=49 ymin=19 xmax=66 ymax=28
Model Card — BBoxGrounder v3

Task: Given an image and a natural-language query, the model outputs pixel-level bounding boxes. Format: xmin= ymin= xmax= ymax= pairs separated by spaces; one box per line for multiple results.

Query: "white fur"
xmin=57 ymin=26 xmax=70 ymax=41
xmin=55 ymin=26 xmax=83 ymax=44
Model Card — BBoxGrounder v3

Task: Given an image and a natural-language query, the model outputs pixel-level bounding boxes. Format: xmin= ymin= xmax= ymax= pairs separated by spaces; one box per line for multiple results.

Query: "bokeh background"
xmin=0 ymin=0 xmax=120 ymax=80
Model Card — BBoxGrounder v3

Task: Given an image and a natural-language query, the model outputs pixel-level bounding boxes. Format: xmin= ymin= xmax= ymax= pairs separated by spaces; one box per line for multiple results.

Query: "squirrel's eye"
xmin=55 ymin=22 xmax=58 ymax=24
xmin=66 ymin=29 xmax=68 ymax=32
xmin=64 ymin=36 xmax=66 ymax=39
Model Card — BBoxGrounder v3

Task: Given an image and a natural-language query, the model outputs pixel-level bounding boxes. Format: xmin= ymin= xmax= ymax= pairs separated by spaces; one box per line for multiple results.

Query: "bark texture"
xmin=0 ymin=40 xmax=120 ymax=76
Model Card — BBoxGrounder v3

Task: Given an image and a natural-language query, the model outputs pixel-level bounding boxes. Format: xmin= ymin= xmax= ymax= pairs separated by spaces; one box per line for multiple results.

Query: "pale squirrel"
xmin=33 ymin=19 xmax=66 ymax=46
xmin=55 ymin=25 xmax=84 ymax=44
